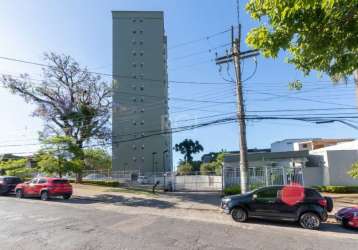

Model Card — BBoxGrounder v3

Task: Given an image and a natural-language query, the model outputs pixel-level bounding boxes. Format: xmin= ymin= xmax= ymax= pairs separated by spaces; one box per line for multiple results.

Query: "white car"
xmin=83 ymin=174 xmax=108 ymax=181
xmin=137 ymin=176 xmax=149 ymax=184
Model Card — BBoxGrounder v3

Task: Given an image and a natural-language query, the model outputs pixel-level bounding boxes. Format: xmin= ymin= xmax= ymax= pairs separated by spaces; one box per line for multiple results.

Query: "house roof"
xmin=311 ymin=139 xmax=358 ymax=153
xmin=224 ymin=150 xmax=309 ymax=163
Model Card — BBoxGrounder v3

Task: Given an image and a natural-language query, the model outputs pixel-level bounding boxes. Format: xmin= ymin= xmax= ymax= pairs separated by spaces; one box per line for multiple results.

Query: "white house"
xmin=306 ymin=140 xmax=358 ymax=186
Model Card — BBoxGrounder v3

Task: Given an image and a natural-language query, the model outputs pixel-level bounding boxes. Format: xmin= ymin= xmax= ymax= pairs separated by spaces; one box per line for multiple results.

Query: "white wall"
xmin=327 ymin=150 xmax=358 ymax=186
xmin=302 ymin=167 xmax=323 ymax=186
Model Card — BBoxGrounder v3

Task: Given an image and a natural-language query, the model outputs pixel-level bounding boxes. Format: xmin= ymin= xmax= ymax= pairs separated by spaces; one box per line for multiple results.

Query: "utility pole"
xmin=215 ymin=25 xmax=259 ymax=194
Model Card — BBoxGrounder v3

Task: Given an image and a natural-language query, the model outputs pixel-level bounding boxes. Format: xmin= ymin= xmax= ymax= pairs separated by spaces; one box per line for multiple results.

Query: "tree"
xmin=0 ymin=159 xmax=36 ymax=179
xmin=246 ymin=1 xmax=358 ymax=82
xmin=1 ymin=52 xmax=111 ymax=181
xmin=200 ymin=152 xmax=225 ymax=176
xmin=174 ymin=139 xmax=204 ymax=163
xmin=349 ymin=161 xmax=358 ymax=179
xmin=39 ymin=136 xmax=83 ymax=178
xmin=200 ymin=162 xmax=216 ymax=175
xmin=177 ymin=162 xmax=193 ymax=175
xmin=84 ymin=148 xmax=112 ymax=171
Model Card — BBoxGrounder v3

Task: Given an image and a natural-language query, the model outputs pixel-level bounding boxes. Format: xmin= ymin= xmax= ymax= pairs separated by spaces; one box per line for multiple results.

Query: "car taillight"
xmin=318 ymin=198 xmax=327 ymax=207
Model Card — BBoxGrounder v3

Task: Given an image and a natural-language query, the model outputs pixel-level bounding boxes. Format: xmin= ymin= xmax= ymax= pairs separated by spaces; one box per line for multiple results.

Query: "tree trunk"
xmin=75 ymin=141 xmax=84 ymax=183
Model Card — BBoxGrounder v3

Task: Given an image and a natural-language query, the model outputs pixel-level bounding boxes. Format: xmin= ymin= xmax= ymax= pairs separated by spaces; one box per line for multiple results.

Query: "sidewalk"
xmin=72 ymin=184 xmax=222 ymax=211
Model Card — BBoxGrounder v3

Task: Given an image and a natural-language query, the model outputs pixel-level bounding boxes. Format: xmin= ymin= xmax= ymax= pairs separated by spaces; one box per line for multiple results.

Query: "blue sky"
xmin=0 ymin=0 xmax=357 ymax=166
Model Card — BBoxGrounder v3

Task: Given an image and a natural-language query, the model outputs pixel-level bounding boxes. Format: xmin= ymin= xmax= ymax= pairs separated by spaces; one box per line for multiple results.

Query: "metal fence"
xmin=48 ymin=166 xmax=303 ymax=192
xmin=223 ymin=166 xmax=304 ymax=189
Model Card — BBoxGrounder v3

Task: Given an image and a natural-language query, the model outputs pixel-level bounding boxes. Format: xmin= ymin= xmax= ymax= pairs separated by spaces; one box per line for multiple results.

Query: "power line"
xmin=168 ymin=28 xmax=232 ymax=50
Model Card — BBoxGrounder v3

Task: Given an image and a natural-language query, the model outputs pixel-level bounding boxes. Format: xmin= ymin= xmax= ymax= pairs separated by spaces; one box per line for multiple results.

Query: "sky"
xmin=0 ymin=0 xmax=357 ymax=167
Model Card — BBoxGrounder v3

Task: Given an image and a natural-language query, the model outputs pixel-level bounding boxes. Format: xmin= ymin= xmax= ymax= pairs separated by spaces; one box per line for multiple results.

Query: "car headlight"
xmin=222 ymin=198 xmax=231 ymax=203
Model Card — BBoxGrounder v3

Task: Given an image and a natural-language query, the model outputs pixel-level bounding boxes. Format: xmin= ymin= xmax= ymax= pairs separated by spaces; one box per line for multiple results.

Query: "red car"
xmin=335 ymin=207 xmax=358 ymax=229
xmin=15 ymin=177 xmax=72 ymax=201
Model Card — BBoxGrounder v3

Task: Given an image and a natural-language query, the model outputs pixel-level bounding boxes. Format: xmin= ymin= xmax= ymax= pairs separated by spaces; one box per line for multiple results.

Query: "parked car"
xmin=83 ymin=173 xmax=108 ymax=181
xmin=137 ymin=176 xmax=149 ymax=184
xmin=335 ymin=207 xmax=358 ymax=229
xmin=15 ymin=177 xmax=73 ymax=201
xmin=221 ymin=185 xmax=333 ymax=230
xmin=0 ymin=176 xmax=22 ymax=195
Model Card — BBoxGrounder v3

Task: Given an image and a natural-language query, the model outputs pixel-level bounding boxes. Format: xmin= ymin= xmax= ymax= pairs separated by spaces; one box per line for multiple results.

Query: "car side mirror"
xmin=253 ymin=194 xmax=257 ymax=200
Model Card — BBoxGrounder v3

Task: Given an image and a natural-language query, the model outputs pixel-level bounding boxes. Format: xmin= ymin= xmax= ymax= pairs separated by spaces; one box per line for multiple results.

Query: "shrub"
xmin=70 ymin=180 xmax=123 ymax=187
xmin=177 ymin=163 xmax=193 ymax=175
xmin=313 ymin=186 xmax=358 ymax=193
xmin=200 ymin=162 xmax=216 ymax=175
xmin=224 ymin=185 xmax=241 ymax=195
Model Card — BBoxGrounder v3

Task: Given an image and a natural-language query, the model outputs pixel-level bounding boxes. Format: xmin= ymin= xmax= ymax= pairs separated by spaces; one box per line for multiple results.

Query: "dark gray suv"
xmin=221 ymin=185 xmax=333 ymax=230
xmin=0 ymin=176 xmax=22 ymax=195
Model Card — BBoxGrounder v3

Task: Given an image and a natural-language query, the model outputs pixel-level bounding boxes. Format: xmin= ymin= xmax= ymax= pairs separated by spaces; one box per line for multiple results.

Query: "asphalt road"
xmin=0 ymin=196 xmax=357 ymax=250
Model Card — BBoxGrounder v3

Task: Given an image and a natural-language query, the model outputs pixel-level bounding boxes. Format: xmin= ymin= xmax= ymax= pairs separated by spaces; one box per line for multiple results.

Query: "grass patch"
xmin=313 ymin=185 xmax=358 ymax=193
xmin=70 ymin=180 xmax=123 ymax=187
xmin=106 ymin=186 xmax=159 ymax=196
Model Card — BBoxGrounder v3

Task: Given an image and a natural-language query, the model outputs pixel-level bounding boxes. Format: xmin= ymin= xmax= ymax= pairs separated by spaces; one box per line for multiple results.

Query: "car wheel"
xmin=231 ymin=207 xmax=248 ymax=222
xmin=63 ymin=194 xmax=71 ymax=200
xmin=15 ymin=189 xmax=23 ymax=199
xmin=299 ymin=212 xmax=320 ymax=230
xmin=40 ymin=191 xmax=49 ymax=201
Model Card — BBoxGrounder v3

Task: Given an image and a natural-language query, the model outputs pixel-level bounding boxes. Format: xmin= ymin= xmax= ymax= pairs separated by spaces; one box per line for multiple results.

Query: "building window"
xmin=140 ymin=85 xmax=144 ymax=91
xmin=132 ymin=157 xmax=137 ymax=162
xmin=141 ymin=156 xmax=145 ymax=161
xmin=140 ymin=97 xmax=144 ymax=102
xmin=132 ymin=144 xmax=137 ymax=150
xmin=132 ymin=63 xmax=137 ymax=68
xmin=140 ymin=120 xmax=144 ymax=125
xmin=132 ymin=121 xmax=137 ymax=126
xmin=140 ymin=51 xmax=144 ymax=56
xmin=132 ymin=51 xmax=137 ymax=56
xmin=141 ymin=144 xmax=145 ymax=150
xmin=132 ymin=30 xmax=137 ymax=34
xmin=139 ymin=41 xmax=143 ymax=45
xmin=139 ymin=19 xmax=143 ymax=23
xmin=132 ymin=40 xmax=137 ymax=45
xmin=140 ymin=63 xmax=144 ymax=68
xmin=139 ymin=30 xmax=143 ymax=34
xmin=132 ymin=85 xmax=137 ymax=90
xmin=132 ymin=19 xmax=137 ymax=23
xmin=140 ymin=109 xmax=144 ymax=113
xmin=132 ymin=97 xmax=137 ymax=102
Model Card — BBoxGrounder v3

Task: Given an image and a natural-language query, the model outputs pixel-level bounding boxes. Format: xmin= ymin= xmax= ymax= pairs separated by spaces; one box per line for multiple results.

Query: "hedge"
xmin=69 ymin=180 xmax=123 ymax=187
xmin=224 ymin=185 xmax=241 ymax=195
xmin=313 ymin=186 xmax=358 ymax=193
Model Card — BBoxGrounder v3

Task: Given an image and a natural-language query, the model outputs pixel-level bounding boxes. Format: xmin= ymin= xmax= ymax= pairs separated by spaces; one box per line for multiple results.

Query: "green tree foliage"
xmin=0 ymin=159 xmax=36 ymax=179
xmin=200 ymin=152 xmax=225 ymax=176
xmin=174 ymin=139 xmax=204 ymax=163
xmin=349 ymin=161 xmax=358 ymax=179
xmin=177 ymin=162 xmax=193 ymax=175
xmin=246 ymin=1 xmax=358 ymax=79
xmin=84 ymin=148 xmax=112 ymax=171
xmin=38 ymin=136 xmax=84 ymax=177
xmin=200 ymin=162 xmax=217 ymax=175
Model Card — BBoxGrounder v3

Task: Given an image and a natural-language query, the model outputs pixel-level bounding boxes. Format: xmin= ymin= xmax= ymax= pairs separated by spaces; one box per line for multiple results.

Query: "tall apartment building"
xmin=112 ymin=11 xmax=172 ymax=174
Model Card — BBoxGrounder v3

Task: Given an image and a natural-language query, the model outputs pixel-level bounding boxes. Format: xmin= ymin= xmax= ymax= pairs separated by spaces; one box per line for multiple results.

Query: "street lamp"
xmin=152 ymin=152 xmax=157 ymax=177
xmin=162 ymin=149 xmax=168 ymax=174
xmin=162 ymin=149 xmax=169 ymax=191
